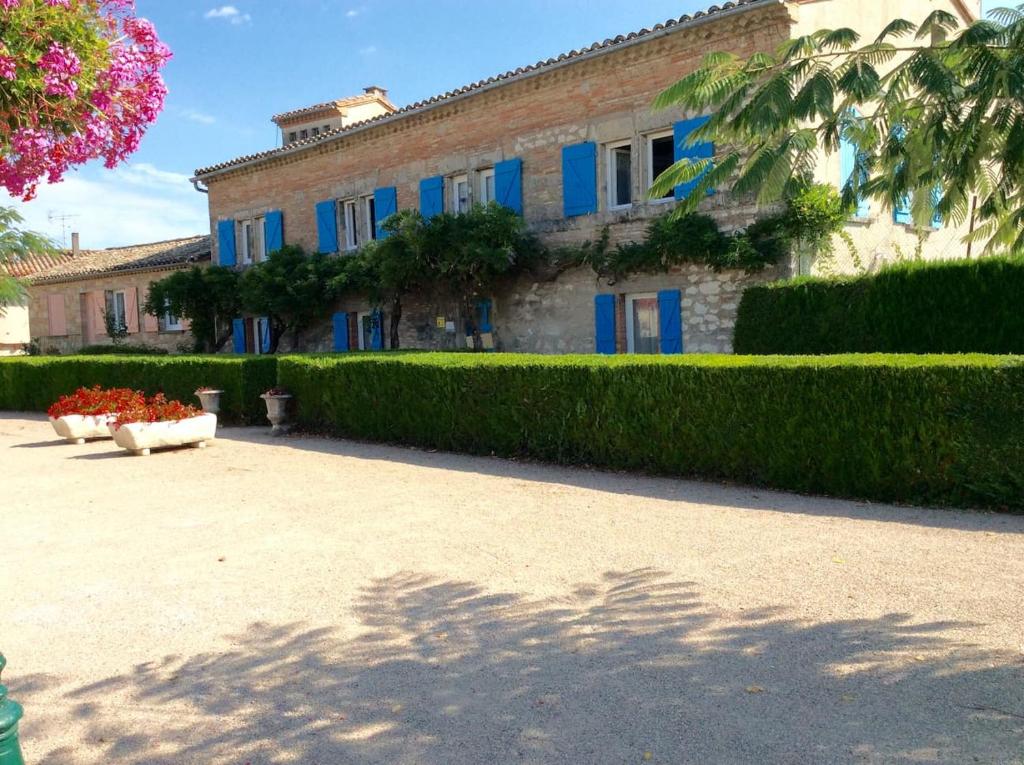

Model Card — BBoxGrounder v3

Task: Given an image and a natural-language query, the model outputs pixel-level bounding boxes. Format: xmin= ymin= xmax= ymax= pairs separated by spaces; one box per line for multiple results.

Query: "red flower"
xmin=47 ymin=386 xmax=145 ymax=418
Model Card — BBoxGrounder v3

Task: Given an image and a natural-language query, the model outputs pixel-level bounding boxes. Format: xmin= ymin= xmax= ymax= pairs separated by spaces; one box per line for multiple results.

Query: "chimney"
xmin=71 ymin=232 xmax=80 ymax=257
xmin=363 ymin=85 xmax=387 ymax=99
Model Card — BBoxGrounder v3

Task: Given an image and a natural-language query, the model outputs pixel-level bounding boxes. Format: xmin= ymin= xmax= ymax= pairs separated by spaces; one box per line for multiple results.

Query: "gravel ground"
xmin=2 ymin=412 xmax=1023 ymax=765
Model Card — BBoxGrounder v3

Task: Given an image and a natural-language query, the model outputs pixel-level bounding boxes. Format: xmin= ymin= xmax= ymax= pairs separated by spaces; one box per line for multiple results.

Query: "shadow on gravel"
xmin=41 ymin=569 xmax=1024 ymax=764
xmin=218 ymin=428 xmax=1024 ymax=533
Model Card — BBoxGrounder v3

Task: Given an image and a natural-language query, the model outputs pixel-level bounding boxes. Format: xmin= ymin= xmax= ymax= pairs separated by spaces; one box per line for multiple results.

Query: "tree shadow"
xmin=217 ymin=427 xmax=1024 ymax=534
xmin=33 ymin=569 xmax=1024 ymax=764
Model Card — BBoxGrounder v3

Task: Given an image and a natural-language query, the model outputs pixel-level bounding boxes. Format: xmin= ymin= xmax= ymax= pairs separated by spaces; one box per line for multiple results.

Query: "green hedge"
xmin=0 ymin=355 xmax=277 ymax=425
xmin=734 ymin=256 xmax=1024 ymax=354
xmin=278 ymin=353 xmax=1024 ymax=510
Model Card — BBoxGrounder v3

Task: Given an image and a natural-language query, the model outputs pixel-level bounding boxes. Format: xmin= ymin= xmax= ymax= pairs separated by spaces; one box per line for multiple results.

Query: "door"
xmin=626 ymin=293 xmax=660 ymax=354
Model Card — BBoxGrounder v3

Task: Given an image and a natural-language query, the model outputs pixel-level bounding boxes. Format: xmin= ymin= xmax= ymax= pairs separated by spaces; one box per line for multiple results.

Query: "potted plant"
xmin=48 ymin=386 xmax=146 ymax=444
xmin=194 ymin=386 xmax=224 ymax=415
xmin=109 ymin=393 xmax=217 ymax=456
xmin=260 ymin=387 xmax=292 ymax=435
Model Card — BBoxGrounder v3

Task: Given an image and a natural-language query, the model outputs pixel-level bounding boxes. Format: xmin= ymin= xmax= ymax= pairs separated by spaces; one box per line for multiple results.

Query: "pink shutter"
xmin=125 ymin=287 xmax=140 ymax=334
xmin=90 ymin=291 xmax=105 ymax=342
xmin=143 ymin=289 xmax=159 ymax=332
xmin=47 ymin=294 xmax=67 ymax=336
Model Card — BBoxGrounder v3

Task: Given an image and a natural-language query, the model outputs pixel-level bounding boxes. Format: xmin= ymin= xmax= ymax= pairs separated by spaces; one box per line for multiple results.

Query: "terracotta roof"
xmin=30 ymin=235 xmax=211 ymax=285
xmin=2 ymin=251 xmax=75 ymax=278
xmin=272 ymin=92 xmax=397 ymax=124
xmin=194 ymin=0 xmax=771 ymax=179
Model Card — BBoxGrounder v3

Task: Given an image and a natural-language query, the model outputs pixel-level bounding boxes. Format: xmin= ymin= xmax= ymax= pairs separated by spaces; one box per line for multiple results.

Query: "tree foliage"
xmin=651 ymin=5 xmax=1024 ymax=254
xmin=0 ymin=206 xmax=56 ymax=312
xmin=238 ymin=245 xmax=348 ymax=353
xmin=145 ymin=266 xmax=240 ymax=353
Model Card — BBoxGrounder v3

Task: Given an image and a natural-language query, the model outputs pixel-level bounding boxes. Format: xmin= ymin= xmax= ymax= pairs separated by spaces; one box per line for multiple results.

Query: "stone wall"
xmin=28 ymin=268 xmax=196 ymax=354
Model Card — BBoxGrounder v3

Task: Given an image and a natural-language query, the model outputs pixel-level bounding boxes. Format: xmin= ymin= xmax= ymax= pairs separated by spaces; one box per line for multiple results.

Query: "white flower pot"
xmin=260 ymin=394 xmax=292 ymax=435
xmin=108 ymin=413 xmax=218 ymax=456
xmin=50 ymin=414 xmax=116 ymax=444
xmin=195 ymin=390 xmax=224 ymax=416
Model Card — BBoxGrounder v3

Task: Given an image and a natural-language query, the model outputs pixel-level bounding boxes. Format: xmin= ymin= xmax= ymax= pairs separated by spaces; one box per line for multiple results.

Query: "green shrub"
xmin=79 ymin=343 xmax=169 ymax=356
xmin=278 ymin=352 xmax=1024 ymax=510
xmin=0 ymin=355 xmax=277 ymax=425
xmin=735 ymin=256 xmax=1024 ymax=354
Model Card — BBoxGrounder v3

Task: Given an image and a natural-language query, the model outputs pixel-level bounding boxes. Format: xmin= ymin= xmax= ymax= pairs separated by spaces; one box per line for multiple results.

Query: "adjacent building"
xmin=0 ymin=251 xmax=75 ymax=355
xmin=192 ymin=0 xmax=980 ymax=356
xmin=27 ymin=235 xmax=210 ymax=354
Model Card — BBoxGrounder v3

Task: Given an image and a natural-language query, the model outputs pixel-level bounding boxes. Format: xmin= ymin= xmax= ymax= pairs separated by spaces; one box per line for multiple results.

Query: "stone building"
xmin=0 ymin=251 xmax=75 ymax=355
xmin=192 ymin=0 xmax=980 ymax=356
xmin=27 ymin=236 xmax=210 ymax=354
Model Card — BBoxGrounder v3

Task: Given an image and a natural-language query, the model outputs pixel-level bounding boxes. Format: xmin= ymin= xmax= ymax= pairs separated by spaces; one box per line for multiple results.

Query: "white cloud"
xmin=345 ymin=9 xmax=359 ymax=17
xmin=181 ymin=109 xmax=216 ymax=125
xmin=204 ymin=6 xmax=251 ymax=24
xmin=359 ymin=45 xmax=377 ymax=55
xmin=6 ymin=163 xmax=209 ymax=250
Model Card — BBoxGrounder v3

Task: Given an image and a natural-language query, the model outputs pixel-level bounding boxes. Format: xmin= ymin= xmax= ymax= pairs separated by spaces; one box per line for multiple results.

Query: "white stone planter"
xmin=260 ymin=394 xmax=292 ymax=436
xmin=195 ymin=389 xmax=224 ymax=416
xmin=49 ymin=414 xmax=116 ymax=444
xmin=108 ymin=413 xmax=218 ymax=456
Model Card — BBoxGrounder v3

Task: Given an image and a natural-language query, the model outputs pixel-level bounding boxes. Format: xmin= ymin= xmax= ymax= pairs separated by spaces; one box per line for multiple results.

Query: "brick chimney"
xmin=71 ymin=232 xmax=80 ymax=257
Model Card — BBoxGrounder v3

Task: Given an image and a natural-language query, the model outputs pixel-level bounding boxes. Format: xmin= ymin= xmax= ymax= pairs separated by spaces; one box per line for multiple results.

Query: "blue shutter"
xmin=264 ymin=210 xmax=284 ymax=254
xmin=562 ymin=142 xmax=598 ymax=217
xmin=894 ymin=195 xmax=912 ymax=225
xmin=658 ymin=290 xmax=683 ymax=354
xmin=594 ymin=294 xmax=616 ymax=355
xmin=370 ymin=309 xmax=384 ymax=350
xmin=217 ymin=220 xmax=236 ymax=267
xmin=232 ymin=318 xmax=245 ymax=353
xmin=316 ymin=200 xmax=338 ymax=253
xmin=673 ymin=116 xmax=715 ymax=200
xmin=494 ymin=158 xmax=523 ymax=215
xmin=259 ymin=317 xmax=271 ymax=354
xmin=419 ymin=176 xmax=444 ymax=219
xmin=374 ymin=187 xmax=398 ymax=239
xmin=839 ymin=128 xmax=870 ymax=218
xmin=332 ymin=312 xmax=350 ymax=352
xmin=478 ymin=298 xmax=493 ymax=332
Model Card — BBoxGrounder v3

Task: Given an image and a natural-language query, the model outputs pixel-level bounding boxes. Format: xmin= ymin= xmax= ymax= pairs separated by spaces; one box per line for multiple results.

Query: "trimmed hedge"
xmin=279 ymin=352 xmax=1024 ymax=510
xmin=734 ymin=256 xmax=1024 ymax=355
xmin=0 ymin=355 xmax=277 ymax=425
xmin=79 ymin=343 xmax=169 ymax=355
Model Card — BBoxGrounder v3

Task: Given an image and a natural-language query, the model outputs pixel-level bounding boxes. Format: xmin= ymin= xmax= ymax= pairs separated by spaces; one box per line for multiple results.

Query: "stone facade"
xmin=195 ymin=0 xmax=977 ymax=356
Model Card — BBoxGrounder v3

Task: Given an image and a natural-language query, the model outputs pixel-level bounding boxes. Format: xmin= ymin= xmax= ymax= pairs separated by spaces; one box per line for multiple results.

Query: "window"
xmin=343 ymin=199 xmax=359 ymax=251
xmin=299 ymin=129 xmax=309 ymax=140
xmin=239 ymin=217 xmax=266 ymax=264
xmin=451 ymin=174 xmax=470 ymax=213
xmin=323 ymin=124 xmax=331 ymax=133
xmin=287 ymin=131 xmax=297 ymax=144
xmin=625 ymin=293 xmax=660 ymax=354
xmin=607 ymin=141 xmax=633 ymax=209
xmin=647 ymin=132 xmax=675 ymax=201
xmin=312 ymin=127 xmax=320 ymax=137
xmin=364 ymin=195 xmax=377 ymax=241
xmin=106 ymin=290 xmax=127 ymax=333
xmin=163 ymin=300 xmax=182 ymax=332
xmin=478 ymin=168 xmax=496 ymax=205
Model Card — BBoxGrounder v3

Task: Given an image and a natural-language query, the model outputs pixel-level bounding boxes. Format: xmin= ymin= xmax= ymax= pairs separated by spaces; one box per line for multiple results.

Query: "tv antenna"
xmin=47 ymin=211 xmax=79 ymax=248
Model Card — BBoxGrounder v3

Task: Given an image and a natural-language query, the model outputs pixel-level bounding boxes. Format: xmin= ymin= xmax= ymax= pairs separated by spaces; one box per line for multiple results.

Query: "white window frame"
xmin=451 ymin=174 xmax=470 ymax=214
xmin=357 ymin=311 xmax=371 ymax=350
xmin=646 ymin=130 xmax=676 ymax=204
xmin=343 ymin=199 xmax=359 ymax=251
xmin=238 ymin=217 xmax=266 ymax=265
xmin=606 ymin=140 xmax=634 ymax=210
xmin=478 ymin=168 xmax=496 ymax=205
xmin=163 ymin=299 xmax=183 ymax=332
xmin=363 ymin=195 xmax=377 ymax=241
xmin=624 ymin=292 xmax=659 ymax=354
xmin=110 ymin=290 xmax=127 ymax=333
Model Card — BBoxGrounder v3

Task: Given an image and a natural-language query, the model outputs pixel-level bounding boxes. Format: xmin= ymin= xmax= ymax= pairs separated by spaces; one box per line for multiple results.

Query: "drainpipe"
xmin=191 ymin=178 xmax=208 ymax=194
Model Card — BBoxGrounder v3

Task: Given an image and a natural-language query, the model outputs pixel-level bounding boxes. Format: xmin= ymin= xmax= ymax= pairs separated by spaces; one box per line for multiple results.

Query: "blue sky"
xmin=8 ymin=0 xmax=1002 ymax=249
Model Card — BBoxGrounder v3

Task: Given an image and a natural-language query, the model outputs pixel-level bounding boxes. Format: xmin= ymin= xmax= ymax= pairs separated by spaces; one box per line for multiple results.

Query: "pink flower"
xmin=0 ymin=54 xmax=16 ymax=80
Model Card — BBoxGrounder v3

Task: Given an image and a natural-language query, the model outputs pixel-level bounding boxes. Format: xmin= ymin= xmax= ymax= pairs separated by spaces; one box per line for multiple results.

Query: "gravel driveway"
xmin=3 ymin=413 xmax=1023 ymax=764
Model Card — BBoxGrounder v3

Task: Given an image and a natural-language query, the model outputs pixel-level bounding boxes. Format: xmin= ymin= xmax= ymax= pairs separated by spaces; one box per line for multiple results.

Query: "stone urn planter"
xmin=49 ymin=414 xmax=116 ymax=444
xmin=195 ymin=388 xmax=224 ymax=416
xmin=109 ymin=413 xmax=218 ymax=457
xmin=261 ymin=389 xmax=293 ymax=435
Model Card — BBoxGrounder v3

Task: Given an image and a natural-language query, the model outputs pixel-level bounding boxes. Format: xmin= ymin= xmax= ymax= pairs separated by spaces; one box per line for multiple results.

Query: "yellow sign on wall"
xmin=435 ymin=316 xmax=446 ymax=328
